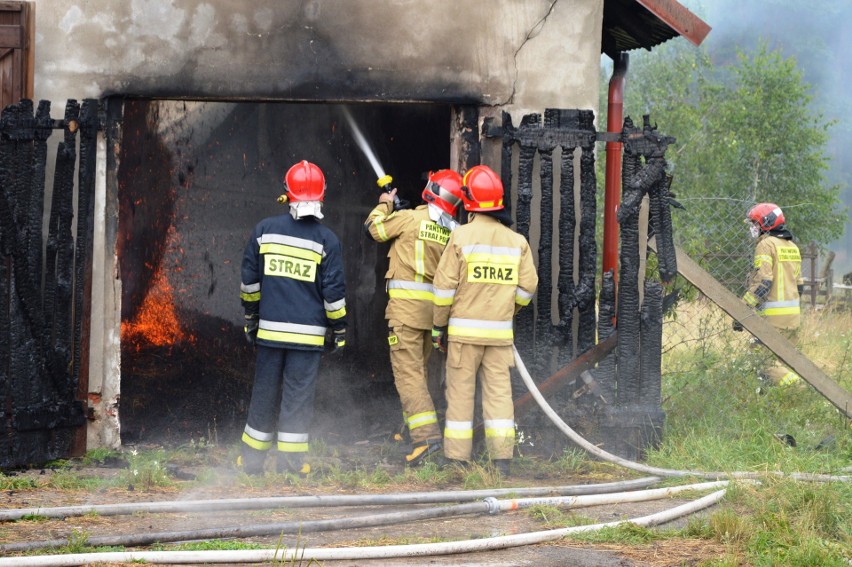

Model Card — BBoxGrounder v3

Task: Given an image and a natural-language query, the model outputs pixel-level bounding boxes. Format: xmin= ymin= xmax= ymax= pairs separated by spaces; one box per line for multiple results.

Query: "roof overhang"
xmin=602 ymin=0 xmax=711 ymax=59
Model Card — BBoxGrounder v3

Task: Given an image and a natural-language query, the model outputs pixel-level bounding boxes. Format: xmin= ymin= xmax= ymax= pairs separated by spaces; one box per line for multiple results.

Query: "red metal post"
xmin=603 ymin=52 xmax=629 ymax=286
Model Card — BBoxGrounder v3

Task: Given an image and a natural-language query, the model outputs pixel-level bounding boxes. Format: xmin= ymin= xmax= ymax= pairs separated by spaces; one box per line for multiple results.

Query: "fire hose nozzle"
xmin=376 ymin=174 xmax=393 ymax=191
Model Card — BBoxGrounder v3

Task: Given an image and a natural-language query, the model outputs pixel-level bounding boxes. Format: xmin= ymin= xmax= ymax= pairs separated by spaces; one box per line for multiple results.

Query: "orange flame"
xmin=121 ymin=266 xmax=195 ymax=351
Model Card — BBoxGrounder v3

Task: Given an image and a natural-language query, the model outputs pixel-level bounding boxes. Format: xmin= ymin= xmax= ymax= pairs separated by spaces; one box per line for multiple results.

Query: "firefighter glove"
xmin=328 ymin=328 xmax=346 ymax=355
xmin=432 ymin=326 xmax=448 ymax=353
xmin=732 ymin=320 xmax=744 ymax=332
xmin=244 ymin=314 xmax=259 ymax=346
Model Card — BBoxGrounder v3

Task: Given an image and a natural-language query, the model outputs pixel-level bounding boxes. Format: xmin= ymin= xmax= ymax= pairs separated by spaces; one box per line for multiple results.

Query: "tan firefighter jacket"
xmin=743 ymin=234 xmax=802 ymax=330
xmin=433 ymin=214 xmax=538 ymax=345
xmin=365 ymin=203 xmax=451 ymax=330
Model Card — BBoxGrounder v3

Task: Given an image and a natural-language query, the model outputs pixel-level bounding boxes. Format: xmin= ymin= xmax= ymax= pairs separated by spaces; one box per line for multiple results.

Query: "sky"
xmin=680 ymin=0 xmax=852 ymax=278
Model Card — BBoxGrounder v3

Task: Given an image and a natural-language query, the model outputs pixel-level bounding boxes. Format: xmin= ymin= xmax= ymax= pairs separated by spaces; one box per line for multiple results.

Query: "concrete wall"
xmin=27 ymin=0 xmax=605 ymax=449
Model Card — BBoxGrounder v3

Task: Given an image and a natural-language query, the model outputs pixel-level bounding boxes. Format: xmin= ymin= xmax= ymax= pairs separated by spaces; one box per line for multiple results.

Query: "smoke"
xmin=683 ymin=0 xmax=852 ymax=276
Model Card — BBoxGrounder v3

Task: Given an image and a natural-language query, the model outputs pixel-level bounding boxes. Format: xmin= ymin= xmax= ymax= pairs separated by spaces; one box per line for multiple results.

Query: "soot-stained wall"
xmin=33 ymin=1 xmax=602 ymax=116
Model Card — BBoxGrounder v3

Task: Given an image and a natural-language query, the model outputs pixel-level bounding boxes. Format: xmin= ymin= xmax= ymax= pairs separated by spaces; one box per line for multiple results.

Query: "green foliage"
xmin=601 ymin=39 xmax=846 ymax=250
xmin=0 ymin=474 xmax=38 ymax=490
xmin=81 ymin=448 xmax=123 ymax=466
xmin=118 ymin=449 xmax=172 ymax=490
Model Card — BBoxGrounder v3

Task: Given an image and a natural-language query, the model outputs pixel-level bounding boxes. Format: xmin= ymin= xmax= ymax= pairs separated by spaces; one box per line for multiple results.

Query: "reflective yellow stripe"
xmin=242 ymin=432 xmax=273 ymax=451
xmin=389 ymin=289 xmax=434 ymax=301
xmin=326 ymin=306 xmax=347 ymax=320
xmin=277 ymin=441 xmax=309 ymax=453
xmin=257 ymin=329 xmax=325 ymax=346
xmin=743 ymin=292 xmax=759 ymax=307
xmin=778 ymin=371 xmax=801 ymax=386
xmin=444 ymin=427 xmax=473 ymax=439
xmin=407 ymin=411 xmax=438 ymax=429
xmin=754 ymin=254 xmax=772 ymax=268
xmin=761 ymin=306 xmax=801 ymax=316
xmin=415 ymin=240 xmax=425 ymax=282
xmin=259 ymin=243 xmax=322 ymax=264
xmin=484 ymin=427 xmax=515 ymax=439
xmin=241 ymin=292 xmax=260 ymax=302
xmin=373 ymin=217 xmax=390 ymax=241
xmin=433 ymin=295 xmax=454 ymax=306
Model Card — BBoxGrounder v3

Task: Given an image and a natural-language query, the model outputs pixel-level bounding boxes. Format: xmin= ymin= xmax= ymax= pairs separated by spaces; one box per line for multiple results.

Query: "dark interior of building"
xmin=116 ymin=99 xmax=451 ymax=446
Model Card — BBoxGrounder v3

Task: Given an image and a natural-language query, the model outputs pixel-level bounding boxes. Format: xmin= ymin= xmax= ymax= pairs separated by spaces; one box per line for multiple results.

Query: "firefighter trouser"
xmin=764 ymin=327 xmax=801 ymax=386
xmin=241 ymin=346 xmax=322 ymax=468
xmin=443 ymin=342 xmax=515 ymax=461
xmin=388 ymin=323 xmax=441 ymax=444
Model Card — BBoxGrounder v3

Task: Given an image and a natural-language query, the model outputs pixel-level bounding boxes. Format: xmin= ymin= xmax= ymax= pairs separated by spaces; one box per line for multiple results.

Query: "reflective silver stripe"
xmin=445 ymin=420 xmax=473 ymax=430
xmin=448 ymin=317 xmax=513 ymax=330
xmin=389 ymin=280 xmax=435 ymax=293
xmin=761 ymin=299 xmax=800 ymax=308
xmin=278 ymin=432 xmax=310 ymax=443
xmin=241 ymin=282 xmax=261 ymax=293
xmin=483 ymin=419 xmax=515 ymax=429
xmin=259 ymin=233 xmax=325 ymax=256
xmin=324 ymin=298 xmax=347 ymax=311
xmin=461 ymin=244 xmax=521 ymax=256
xmin=259 ymin=319 xmax=326 ymax=336
xmin=244 ymin=424 xmax=274 ymax=442
xmin=433 ymin=288 xmax=456 ymax=299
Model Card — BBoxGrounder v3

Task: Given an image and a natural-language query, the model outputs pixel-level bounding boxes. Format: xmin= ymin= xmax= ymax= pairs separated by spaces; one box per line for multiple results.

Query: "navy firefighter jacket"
xmin=240 ymin=213 xmax=347 ymax=350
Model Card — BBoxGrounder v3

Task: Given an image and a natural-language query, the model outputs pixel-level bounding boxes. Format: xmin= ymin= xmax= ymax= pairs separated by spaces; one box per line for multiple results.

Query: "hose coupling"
xmin=483 ymin=496 xmax=500 ymax=515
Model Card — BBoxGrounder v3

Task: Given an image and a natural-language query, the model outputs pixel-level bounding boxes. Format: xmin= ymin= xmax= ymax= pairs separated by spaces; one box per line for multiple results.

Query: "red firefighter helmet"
xmin=421 ymin=169 xmax=464 ymax=215
xmin=746 ymin=202 xmax=785 ymax=231
xmin=461 ymin=165 xmax=504 ymax=212
xmin=284 ymin=160 xmax=326 ymax=202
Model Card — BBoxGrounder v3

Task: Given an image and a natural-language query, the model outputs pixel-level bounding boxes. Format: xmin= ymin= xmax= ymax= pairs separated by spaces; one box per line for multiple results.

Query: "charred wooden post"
xmin=0 ymin=99 xmax=89 ymax=468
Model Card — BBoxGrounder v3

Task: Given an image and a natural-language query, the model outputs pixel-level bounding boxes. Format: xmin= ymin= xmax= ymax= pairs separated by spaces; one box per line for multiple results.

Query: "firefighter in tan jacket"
xmin=364 ymin=170 xmax=465 ymax=466
xmin=737 ymin=203 xmax=803 ymax=386
xmin=432 ymin=165 xmax=538 ymax=476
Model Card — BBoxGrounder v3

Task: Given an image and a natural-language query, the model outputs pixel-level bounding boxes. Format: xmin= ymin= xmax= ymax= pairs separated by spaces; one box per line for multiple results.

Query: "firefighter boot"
xmin=404 ymin=439 xmax=442 ymax=467
xmin=238 ymin=446 xmax=266 ymax=476
xmin=494 ymin=459 xmax=511 ymax=477
xmin=277 ymin=453 xmax=311 ymax=477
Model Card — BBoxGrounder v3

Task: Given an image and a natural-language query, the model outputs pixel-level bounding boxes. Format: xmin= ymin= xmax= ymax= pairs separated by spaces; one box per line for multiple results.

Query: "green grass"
xmin=620 ymin=306 xmax=852 ymax=565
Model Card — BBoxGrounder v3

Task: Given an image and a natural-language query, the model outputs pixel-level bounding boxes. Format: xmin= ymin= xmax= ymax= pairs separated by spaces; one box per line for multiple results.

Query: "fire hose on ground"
xmin=0 ymin=477 xmax=662 ymax=522
xmin=0 ymin=489 xmax=727 ymax=566
xmin=0 ymin=481 xmax=728 ymax=554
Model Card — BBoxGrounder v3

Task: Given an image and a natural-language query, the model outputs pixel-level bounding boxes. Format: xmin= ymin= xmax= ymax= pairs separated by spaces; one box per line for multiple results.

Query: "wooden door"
xmin=0 ymin=1 xmax=33 ymax=109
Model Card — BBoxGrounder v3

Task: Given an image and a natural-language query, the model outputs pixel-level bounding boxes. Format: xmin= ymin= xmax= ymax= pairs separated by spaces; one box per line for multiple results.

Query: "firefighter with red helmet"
xmin=239 ymin=160 xmax=347 ymax=475
xmin=432 ymin=165 xmax=538 ymax=476
xmin=736 ymin=202 xmax=803 ymax=387
xmin=364 ymin=169 xmax=464 ymax=466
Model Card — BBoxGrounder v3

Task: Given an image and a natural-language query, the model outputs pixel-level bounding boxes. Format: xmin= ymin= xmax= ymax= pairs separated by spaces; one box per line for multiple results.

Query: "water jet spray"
xmin=340 ymin=105 xmax=405 ymax=209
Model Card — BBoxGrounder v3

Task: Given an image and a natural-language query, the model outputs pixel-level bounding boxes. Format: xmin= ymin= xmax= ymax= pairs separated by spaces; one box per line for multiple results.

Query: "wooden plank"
xmin=0 ymin=25 xmax=21 ymax=48
xmin=649 ymin=237 xmax=852 ymax=418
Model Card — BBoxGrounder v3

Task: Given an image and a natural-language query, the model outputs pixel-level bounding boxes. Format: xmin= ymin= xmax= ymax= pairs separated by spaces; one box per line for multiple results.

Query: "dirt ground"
xmin=0 ymin=436 xmax=730 ymax=567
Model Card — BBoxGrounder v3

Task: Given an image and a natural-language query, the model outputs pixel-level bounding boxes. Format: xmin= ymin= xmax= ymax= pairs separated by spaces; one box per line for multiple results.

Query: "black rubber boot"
xmin=277 ymin=453 xmax=311 ymax=477
xmin=494 ymin=459 xmax=511 ymax=477
xmin=239 ymin=446 xmax=266 ymax=476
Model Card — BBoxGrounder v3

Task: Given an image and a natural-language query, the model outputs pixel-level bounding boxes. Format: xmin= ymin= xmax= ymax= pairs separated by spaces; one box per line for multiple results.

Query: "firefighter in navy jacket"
xmin=238 ymin=160 xmax=347 ymax=476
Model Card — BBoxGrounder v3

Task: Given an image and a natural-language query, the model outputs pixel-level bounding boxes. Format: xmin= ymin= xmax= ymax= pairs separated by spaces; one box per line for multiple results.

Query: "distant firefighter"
xmin=364 ymin=169 xmax=465 ymax=466
xmin=238 ymin=160 xmax=347 ymax=476
xmin=736 ymin=202 xmax=803 ymax=387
